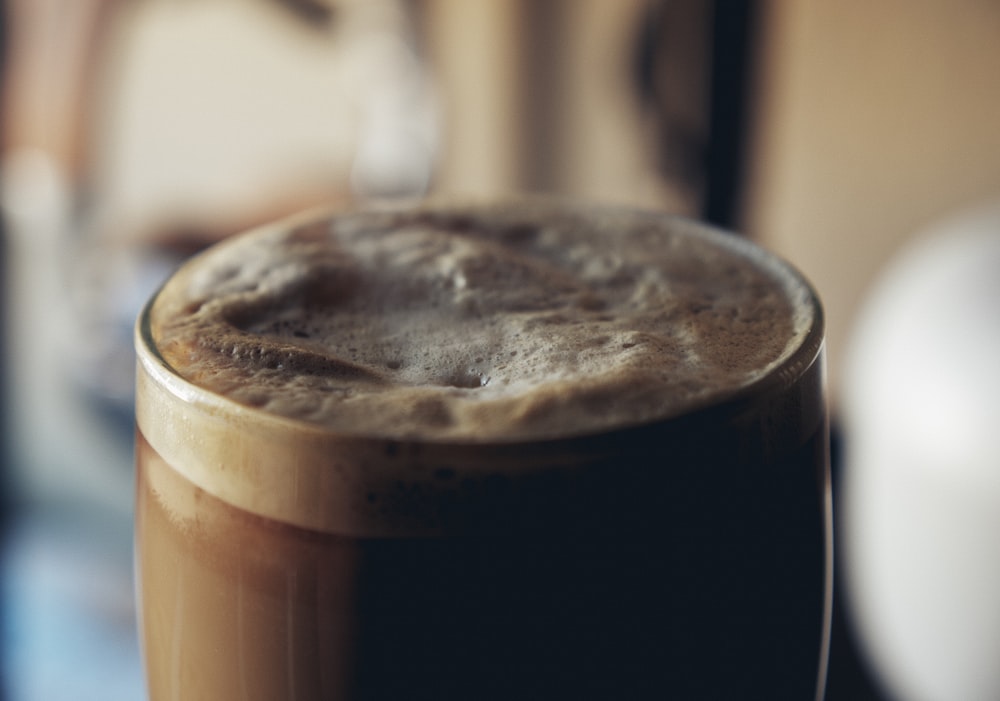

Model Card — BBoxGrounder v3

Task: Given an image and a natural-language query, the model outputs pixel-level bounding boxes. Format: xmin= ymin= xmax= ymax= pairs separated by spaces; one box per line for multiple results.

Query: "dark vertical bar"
xmin=702 ymin=0 xmax=759 ymax=228
xmin=631 ymin=0 xmax=714 ymax=216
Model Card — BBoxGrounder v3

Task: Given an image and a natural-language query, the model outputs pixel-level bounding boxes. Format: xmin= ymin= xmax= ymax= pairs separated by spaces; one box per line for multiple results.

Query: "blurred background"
xmin=1 ymin=0 xmax=999 ymax=699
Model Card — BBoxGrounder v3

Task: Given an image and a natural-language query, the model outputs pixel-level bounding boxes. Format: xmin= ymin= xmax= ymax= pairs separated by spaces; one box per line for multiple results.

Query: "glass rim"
xmin=134 ymin=204 xmax=826 ymax=452
xmin=134 ymin=203 xmax=827 ymax=535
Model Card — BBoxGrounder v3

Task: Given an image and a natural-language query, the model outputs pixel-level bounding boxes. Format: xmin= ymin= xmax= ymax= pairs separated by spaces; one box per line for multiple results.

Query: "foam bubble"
xmin=147 ymin=199 xmax=816 ymax=441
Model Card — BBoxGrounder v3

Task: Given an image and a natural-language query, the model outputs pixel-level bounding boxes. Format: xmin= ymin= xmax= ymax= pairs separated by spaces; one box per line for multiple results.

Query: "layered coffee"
xmin=135 ymin=199 xmax=830 ymax=700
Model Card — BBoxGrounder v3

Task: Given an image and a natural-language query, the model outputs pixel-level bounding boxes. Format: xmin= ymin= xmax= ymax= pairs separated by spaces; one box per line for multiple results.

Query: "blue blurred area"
xmin=3 ymin=504 xmax=143 ymax=701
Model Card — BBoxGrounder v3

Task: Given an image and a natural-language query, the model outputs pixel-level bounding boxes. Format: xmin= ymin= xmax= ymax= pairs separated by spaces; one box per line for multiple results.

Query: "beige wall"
xmin=423 ymin=0 xmax=690 ymax=212
xmin=744 ymin=0 xmax=1000 ymax=403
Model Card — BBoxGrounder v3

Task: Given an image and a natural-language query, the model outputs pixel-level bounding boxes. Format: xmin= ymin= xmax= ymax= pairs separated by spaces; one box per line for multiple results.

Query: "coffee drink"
xmin=135 ymin=199 xmax=830 ymax=700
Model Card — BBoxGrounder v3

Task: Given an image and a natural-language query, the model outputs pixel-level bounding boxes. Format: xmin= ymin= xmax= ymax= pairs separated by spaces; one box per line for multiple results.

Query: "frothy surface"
xmin=148 ymin=199 xmax=815 ymax=441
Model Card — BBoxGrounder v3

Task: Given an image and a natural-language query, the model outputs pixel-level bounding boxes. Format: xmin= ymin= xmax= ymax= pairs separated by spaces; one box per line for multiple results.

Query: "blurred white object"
xmin=843 ymin=202 xmax=1000 ymax=701
xmin=96 ymin=0 xmax=437 ymax=233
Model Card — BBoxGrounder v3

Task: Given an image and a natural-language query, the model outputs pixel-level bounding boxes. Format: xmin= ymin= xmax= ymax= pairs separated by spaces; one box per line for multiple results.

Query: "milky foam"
xmin=147 ymin=199 xmax=816 ymax=442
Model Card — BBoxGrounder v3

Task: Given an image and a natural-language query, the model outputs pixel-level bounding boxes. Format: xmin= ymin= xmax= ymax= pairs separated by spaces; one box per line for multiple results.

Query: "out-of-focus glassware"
xmin=842 ymin=202 xmax=1000 ymax=701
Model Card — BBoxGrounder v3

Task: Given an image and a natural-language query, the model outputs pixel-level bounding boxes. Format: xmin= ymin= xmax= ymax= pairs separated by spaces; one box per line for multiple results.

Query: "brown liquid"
xmin=135 ymin=199 xmax=831 ymax=700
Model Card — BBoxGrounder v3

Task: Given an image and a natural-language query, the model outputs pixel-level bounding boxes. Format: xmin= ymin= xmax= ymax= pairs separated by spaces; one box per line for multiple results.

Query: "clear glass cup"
xmin=134 ymin=202 xmax=831 ymax=700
